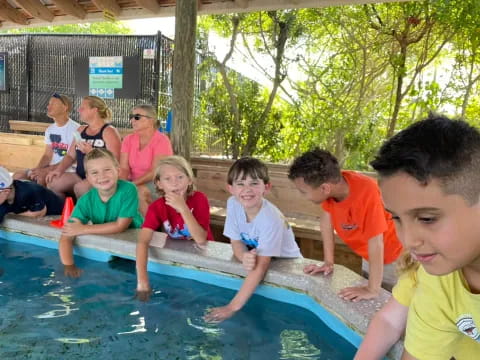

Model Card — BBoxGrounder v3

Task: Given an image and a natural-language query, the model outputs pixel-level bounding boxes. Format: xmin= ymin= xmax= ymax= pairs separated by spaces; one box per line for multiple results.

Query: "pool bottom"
xmin=0 ymin=235 xmax=358 ymax=359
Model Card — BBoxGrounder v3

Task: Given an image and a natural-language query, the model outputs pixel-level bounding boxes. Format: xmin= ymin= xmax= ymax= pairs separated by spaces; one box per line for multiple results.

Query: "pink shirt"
xmin=121 ymin=131 xmax=173 ymax=181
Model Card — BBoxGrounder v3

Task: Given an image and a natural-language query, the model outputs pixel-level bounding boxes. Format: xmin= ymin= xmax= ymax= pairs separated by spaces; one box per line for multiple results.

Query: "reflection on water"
xmin=0 ymin=237 xmax=357 ymax=359
xmin=34 ymin=287 xmax=78 ymax=319
xmin=280 ymin=330 xmax=321 ymax=359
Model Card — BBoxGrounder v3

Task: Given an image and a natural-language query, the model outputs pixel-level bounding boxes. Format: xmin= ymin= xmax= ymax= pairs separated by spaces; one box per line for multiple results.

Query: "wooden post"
xmin=171 ymin=0 xmax=197 ymax=160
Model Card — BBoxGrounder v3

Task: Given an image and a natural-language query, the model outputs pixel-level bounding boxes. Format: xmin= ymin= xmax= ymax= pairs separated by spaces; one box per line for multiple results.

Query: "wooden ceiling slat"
xmin=90 ymin=0 xmax=121 ymax=16
xmin=234 ymin=0 xmax=248 ymax=8
xmin=0 ymin=0 xmax=419 ymax=29
xmin=52 ymin=0 xmax=86 ymax=19
xmin=0 ymin=0 xmax=29 ymax=24
xmin=15 ymin=0 xmax=54 ymax=21
xmin=134 ymin=0 xmax=159 ymax=13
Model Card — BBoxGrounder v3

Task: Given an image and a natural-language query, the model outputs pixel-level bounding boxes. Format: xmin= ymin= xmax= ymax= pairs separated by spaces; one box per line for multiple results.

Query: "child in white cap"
xmin=0 ymin=166 xmax=64 ymax=223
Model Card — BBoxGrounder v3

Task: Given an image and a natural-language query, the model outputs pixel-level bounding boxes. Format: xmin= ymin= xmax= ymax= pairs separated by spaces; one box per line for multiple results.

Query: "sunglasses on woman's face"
xmin=129 ymin=113 xmax=152 ymax=121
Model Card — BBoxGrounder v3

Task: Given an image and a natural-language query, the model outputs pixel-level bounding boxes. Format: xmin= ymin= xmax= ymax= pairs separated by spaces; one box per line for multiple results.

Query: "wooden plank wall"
xmin=0 ymin=134 xmax=362 ymax=273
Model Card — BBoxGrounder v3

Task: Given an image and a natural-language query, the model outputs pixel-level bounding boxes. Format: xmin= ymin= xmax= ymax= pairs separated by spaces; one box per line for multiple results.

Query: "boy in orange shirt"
xmin=288 ymin=149 xmax=402 ymax=301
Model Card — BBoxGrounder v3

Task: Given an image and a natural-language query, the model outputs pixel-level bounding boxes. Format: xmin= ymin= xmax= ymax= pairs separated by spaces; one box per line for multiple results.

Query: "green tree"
xmin=3 ymin=21 xmax=132 ymax=34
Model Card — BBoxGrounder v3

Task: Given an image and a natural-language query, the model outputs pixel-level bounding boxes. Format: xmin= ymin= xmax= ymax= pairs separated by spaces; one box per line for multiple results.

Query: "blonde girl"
xmin=135 ymin=156 xmax=213 ymax=300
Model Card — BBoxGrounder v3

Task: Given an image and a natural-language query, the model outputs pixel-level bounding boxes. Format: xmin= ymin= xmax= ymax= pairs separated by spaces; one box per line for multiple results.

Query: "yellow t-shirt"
xmin=393 ymin=266 xmax=480 ymax=359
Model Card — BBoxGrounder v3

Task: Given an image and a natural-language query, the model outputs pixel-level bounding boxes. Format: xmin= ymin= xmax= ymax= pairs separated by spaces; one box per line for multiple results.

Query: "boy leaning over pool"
xmin=205 ymin=157 xmax=301 ymax=323
xmin=355 ymin=114 xmax=480 ymax=360
xmin=59 ymin=149 xmax=143 ymax=278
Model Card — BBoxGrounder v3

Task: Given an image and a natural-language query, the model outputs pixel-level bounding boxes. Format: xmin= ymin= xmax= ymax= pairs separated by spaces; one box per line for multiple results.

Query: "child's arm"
xmin=304 ymin=210 xmax=335 ymax=275
xmin=339 ymin=233 xmax=384 ymax=301
xmin=354 ymin=297 xmax=408 ymax=360
xmin=17 ymin=206 xmax=47 ymax=218
xmin=135 ymin=227 xmax=154 ymax=301
xmin=62 ymin=217 xmax=133 ymax=237
xmin=58 ymin=233 xmax=83 ymax=278
xmin=165 ymin=192 xmax=208 ymax=245
xmin=205 ymin=255 xmax=271 ymax=322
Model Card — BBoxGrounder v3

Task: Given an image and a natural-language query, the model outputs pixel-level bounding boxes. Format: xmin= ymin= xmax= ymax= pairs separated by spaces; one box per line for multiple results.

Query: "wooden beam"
xmin=52 ymin=0 xmax=86 ymax=19
xmin=134 ymin=0 xmax=159 ymax=14
xmin=15 ymin=0 xmax=54 ymax=22
xmin=171 ymin=0 xmax=197 ymax=159
xmin=235 ymin=0 xmax=249 ymax=8
xmin=0 ymin=0 xmax=29 ymax=25
xmin=90 ymin=0 xmax=121 ymax=17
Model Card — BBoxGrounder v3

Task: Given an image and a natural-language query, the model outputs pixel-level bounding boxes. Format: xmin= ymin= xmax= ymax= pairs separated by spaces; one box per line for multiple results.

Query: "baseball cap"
xmin=0 ymin=167 xmax=13 ymax=189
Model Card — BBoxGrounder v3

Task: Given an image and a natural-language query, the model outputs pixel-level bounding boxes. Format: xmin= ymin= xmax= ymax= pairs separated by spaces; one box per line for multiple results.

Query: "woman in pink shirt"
xmin=119 ymin=105 xmax=173 ymax=215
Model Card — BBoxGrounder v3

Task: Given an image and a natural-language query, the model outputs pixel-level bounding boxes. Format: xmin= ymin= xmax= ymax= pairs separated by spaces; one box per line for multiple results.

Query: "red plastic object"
xmin=50 ymin=197 xmax=74 ymax=228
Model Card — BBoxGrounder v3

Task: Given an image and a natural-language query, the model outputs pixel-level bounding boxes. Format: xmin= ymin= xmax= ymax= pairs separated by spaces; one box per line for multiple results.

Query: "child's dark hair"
xmin=84 ymin=148 xmax=119 ymax=169
xmin=288 ymin=148 xmax=342 ymax=187
xmin=371 ymin=114 xmax=480 ymax=205
xmin=227 ymin=157 xmax=270 ymax=185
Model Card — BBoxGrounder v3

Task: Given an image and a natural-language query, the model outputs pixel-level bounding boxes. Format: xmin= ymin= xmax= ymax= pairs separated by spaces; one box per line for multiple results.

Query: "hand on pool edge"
xmin=338 ymin=285 xmax=380 ymax=302
xmin=204 ymin=305 xmax=237 ymax=323
xmin=64 ymin=264 xmax=83 ymax=278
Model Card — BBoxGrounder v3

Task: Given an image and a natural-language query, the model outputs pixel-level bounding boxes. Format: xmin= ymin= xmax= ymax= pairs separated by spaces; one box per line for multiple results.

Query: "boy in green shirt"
xmin=59 ymin=148 xmax=143 ymax=277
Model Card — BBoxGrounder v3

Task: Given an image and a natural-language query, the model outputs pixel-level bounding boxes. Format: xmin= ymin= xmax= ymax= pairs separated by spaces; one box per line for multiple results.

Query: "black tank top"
xmin=76 ymin=123 xmax=110 ymax=179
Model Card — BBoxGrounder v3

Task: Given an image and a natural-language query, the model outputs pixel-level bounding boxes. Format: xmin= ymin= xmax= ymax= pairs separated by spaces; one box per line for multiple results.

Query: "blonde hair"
xmin=132 ymin=104 xmax=159 ymax=128
xmin=396 ymin=251 xmax=420 ymax=286
xmin=83 ymin=96 xmax=112 ymax=121
xmin=84 ymin=148 xmax=119 ymax=170
xmin=154 ymin=156 xmax=195 ymax=197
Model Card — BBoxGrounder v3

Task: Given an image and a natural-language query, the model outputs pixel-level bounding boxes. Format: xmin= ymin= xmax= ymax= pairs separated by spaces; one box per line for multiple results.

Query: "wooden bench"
xmin=8 ymin=120 xmax=134 ymax=138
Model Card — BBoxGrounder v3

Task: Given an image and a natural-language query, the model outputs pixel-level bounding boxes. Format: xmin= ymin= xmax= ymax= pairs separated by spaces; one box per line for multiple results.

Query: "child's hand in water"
xmin=242 ymin=249 xmax=257 ymax=271
xmin=204 ymin=305 xmax=237 ymax=323
xmin=64 ymin=264 xmax=83 ymax=278
xmin=135 ymin=283 xmax=152 ymax=302
xmin=164 ymin=192 xmax=189 ymax=214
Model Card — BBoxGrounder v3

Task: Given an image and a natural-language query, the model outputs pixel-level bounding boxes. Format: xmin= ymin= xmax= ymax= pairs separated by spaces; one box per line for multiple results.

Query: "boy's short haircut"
xmin=371 ymin=114 xmax=480 ymax=205
xmin=288 ymin=148 xmax=342 ymax=187
xmin=154 ymin=155 xmax=196 ymax=196
xmin=84 ymin=148 xmax=119 ymax=170
xmin=227 ymin=157 xmax=270 ymax=185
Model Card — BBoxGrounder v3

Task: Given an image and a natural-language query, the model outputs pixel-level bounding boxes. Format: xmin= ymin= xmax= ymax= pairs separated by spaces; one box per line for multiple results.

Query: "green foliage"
xmin=196 ymin=1 xmax=480 ymax=169
xmin=3 ymin=21 xmax=133 ymax=35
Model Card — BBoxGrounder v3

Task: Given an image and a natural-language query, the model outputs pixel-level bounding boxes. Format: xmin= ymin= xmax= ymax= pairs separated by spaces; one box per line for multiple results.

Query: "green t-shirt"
xmin=71 ymin=179 xmax=143 ymax=228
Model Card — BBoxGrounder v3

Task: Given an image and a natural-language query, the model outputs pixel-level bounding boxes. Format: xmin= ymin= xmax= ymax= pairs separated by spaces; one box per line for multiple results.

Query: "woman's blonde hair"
xmin=83 ymin=96 xmax=112 ymax=121
xmin=131 ymin=104 xmax=159 ymax=128
xmin=84 ymin=148 xmax=119 ymax=170
xmin=154 ymin=156 xmax=195 ymax=197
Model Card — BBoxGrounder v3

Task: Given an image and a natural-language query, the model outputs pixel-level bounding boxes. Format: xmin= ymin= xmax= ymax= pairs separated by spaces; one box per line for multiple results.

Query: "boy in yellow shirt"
xmin=355 ymin=115 xmax=480 ymax=359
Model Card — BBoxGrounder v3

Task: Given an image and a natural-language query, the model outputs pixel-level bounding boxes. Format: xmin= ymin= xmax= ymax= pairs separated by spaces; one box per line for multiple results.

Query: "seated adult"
xmin=13 ymin=93 xmax=80 ymax=186
xmin=119 ymin=104 xmax=173 ymax=215
xmin=46 ymin=96 xmax=121 ymax=199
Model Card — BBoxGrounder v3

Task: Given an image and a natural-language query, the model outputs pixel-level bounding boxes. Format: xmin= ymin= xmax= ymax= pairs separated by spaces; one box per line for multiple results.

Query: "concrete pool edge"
xmin=1 ymin=215 xmax=403 ymax=359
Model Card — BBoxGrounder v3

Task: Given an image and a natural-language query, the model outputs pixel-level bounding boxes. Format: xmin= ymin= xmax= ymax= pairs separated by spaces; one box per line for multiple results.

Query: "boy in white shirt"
xmin=205 ymin=157 xmax=301 ymax=322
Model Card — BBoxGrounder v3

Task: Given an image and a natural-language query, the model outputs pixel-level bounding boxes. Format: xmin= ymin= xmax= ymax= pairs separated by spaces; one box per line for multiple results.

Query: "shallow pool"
xmin=0 ymin=236 xmax=358 ymax=359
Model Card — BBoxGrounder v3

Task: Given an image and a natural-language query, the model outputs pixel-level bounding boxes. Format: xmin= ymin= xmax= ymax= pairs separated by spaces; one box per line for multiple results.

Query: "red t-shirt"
xmin=322 ymin=171 xmax=402 ymax=264
xmin=142 ymin=191 xmax=214 ymax=241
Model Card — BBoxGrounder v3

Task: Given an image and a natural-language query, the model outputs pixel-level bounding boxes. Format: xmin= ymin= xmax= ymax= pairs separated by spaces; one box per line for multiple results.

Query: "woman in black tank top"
xmin=46 ymin=96 xmax=121 ymax=199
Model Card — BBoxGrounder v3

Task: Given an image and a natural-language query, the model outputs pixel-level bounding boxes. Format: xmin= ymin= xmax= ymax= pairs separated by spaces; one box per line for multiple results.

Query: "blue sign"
xmin=0 ymin=53 xmax=6 ymax=91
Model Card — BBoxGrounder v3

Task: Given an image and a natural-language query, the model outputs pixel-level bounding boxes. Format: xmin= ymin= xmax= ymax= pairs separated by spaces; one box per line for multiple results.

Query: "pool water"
xmin=0 ymin=237 xmax=357 ymax=359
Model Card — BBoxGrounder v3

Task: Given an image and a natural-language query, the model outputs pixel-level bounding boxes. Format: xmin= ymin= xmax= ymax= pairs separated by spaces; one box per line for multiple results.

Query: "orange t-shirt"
xmin=321 ymin=171 xmax=402 ymax=264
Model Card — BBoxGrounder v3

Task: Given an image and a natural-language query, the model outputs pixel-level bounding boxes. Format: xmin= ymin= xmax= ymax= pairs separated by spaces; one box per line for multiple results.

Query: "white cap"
xmin=0 ymin=167 xmax=13 ymax=189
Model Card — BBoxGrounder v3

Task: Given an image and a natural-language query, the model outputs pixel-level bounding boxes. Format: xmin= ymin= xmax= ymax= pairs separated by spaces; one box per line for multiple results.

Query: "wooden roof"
xmin=0 ymin=0 xmax=415 ymax=30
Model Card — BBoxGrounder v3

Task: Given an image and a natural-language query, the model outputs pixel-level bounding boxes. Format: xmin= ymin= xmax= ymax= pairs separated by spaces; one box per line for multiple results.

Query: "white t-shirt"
xmin=44 ymin=118 xmax=80 ymax=165
xmin=223 ymin=196 xmax=301 ymax=258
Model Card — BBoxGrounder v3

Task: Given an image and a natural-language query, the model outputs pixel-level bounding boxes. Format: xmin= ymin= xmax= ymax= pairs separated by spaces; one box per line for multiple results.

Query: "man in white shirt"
xmin=13 ymin=93 xmax=80 ymax=186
